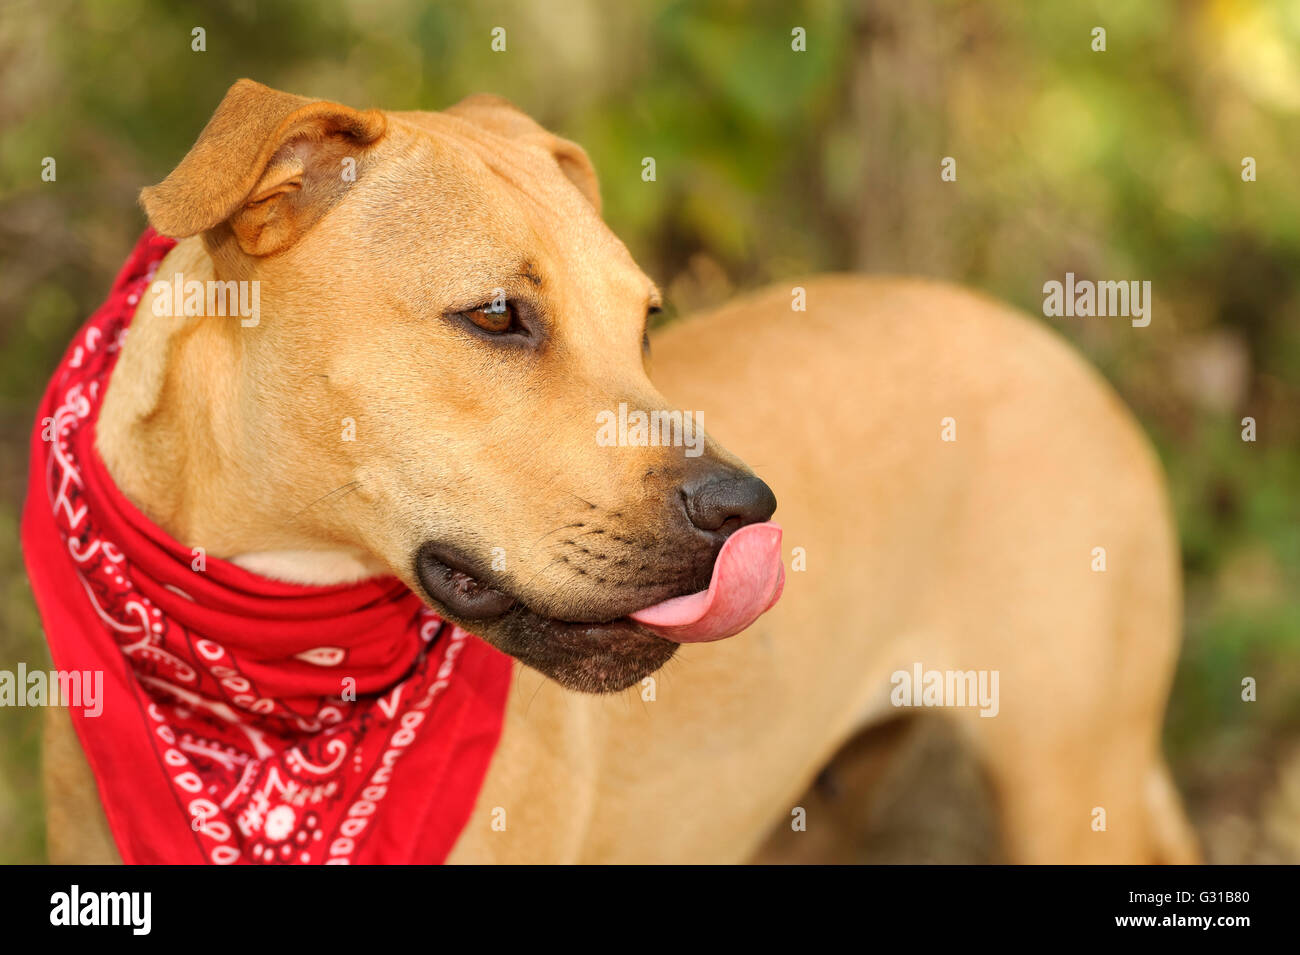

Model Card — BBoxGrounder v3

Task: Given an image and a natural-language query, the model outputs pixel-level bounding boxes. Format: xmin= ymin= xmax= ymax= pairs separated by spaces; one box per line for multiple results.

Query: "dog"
xmin=38 ymin=79 xmax=1198 ymax=864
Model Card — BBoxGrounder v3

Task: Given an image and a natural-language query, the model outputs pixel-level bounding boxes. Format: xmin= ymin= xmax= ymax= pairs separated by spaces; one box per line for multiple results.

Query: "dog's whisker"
xmin=522 ymin=671 xmax=548 ymax=719
xmin=570 ymin=527 xmax=622 ymax=542
xmin=530 ymin=521 xmax=588 ymax=547
xmin=291 ymin=480 xmax=361 ymax=519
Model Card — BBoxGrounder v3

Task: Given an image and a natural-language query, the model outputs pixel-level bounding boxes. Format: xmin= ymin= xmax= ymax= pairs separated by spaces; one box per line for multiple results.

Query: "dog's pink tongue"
xmin=629 ymin=522 xmax=784 ymax=643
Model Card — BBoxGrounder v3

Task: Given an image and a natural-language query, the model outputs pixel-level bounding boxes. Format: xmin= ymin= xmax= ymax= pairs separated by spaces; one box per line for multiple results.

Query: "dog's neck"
xmin=95 ymin=238 xmax=384 ymax=586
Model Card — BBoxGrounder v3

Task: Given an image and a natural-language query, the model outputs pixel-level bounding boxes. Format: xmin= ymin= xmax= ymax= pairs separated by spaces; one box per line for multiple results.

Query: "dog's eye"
xmin=643 ymin=303 xmax=661 ymax=356
xmin=461 ymin=301 xmax=519 ymax=335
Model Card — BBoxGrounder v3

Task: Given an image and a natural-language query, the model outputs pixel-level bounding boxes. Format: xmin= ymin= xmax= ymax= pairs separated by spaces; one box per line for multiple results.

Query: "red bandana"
xmin=21 ymin=229 xmax=513 ymax=864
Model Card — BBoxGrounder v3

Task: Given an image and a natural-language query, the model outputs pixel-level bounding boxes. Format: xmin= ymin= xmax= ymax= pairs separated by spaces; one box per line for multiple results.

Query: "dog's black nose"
xmin=681 ymin=473 xmax=777 ymax=535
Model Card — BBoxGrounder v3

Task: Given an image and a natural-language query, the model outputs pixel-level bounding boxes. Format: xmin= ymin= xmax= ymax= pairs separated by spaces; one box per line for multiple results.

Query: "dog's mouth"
xmin=414 ymin=542 xmax=519 ymax=621
xmin=413 ymin=523 xmax=785 ymax=693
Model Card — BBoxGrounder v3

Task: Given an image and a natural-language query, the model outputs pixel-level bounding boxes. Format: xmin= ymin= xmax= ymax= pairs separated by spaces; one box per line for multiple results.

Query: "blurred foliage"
xmin=1 ymin=0 xmax=1297 ymax=863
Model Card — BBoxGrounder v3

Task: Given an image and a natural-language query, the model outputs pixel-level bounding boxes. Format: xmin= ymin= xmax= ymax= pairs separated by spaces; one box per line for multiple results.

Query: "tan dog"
xmin=42 ymin=80 xmax=1198 ymax=864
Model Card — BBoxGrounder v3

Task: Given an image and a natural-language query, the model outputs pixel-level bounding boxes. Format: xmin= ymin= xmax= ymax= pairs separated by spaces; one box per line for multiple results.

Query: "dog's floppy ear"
xmin=445 ymin=94 xmax=601 ymax=215
xmin=140 ymin=79 xmax=387 ymax=255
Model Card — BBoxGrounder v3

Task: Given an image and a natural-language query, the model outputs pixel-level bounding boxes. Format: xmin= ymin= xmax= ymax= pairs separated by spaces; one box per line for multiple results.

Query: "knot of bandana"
xmin=21 ymin=230 xmax=512 ymax=864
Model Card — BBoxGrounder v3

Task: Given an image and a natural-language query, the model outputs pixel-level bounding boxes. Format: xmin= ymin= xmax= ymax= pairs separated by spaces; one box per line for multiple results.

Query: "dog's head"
xmin=140 ymin=80 xmax=781 ymax=693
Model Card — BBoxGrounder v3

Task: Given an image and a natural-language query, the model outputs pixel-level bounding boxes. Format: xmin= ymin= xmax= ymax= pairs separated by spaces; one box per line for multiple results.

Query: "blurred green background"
xmin=1 ymin=0 xmax=1297 ymax=863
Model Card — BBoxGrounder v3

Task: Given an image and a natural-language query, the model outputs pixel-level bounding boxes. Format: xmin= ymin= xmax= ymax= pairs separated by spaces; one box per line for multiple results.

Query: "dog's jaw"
xmin=483 ymin=612 xmax=678 ymax=695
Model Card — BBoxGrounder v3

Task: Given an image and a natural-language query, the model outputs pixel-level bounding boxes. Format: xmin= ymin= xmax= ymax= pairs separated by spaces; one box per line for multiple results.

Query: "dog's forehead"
xmin=376 ymin=110 xmax=650 ymax=305
xmin=386 ymin=110 xmax=579 ymax=215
